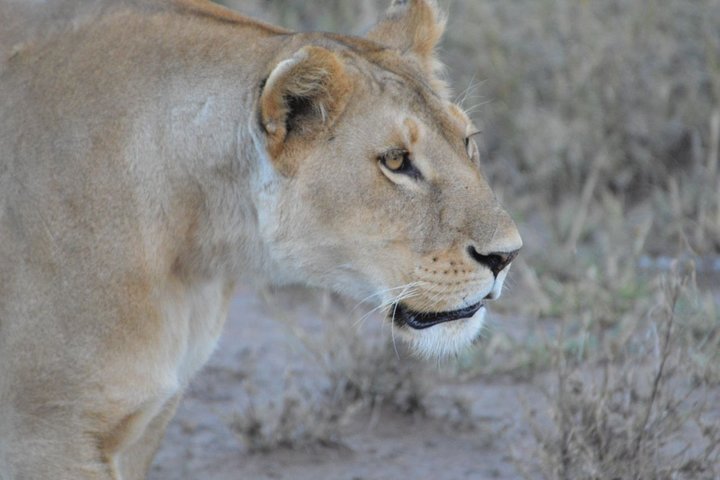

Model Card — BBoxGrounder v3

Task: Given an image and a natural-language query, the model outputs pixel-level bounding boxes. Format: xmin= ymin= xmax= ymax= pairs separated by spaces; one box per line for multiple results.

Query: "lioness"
xmin=0 ymin=0 xmax=522 ymax=478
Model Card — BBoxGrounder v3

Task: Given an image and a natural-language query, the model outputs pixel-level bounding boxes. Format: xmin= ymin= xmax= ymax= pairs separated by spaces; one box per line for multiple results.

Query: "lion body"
xmin=0 ymin=3 xmax=278 ymax=477
xmin=0 ymin=1 xmax=521 ymax=478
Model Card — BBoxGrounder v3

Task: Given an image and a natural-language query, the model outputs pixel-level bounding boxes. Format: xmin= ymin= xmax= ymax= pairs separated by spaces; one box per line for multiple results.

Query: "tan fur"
xmin=0 ymin=0 xmax=521 ymax=478
xmin=368 ymin=0 xmax=449 ymax=95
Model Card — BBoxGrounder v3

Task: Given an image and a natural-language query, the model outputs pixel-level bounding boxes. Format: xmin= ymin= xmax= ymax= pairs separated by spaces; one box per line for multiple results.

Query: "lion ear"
xmin=367 ymin=0 xmax=447 ymax=76
xmin=259 ymin=46 xmax=353 ymax=173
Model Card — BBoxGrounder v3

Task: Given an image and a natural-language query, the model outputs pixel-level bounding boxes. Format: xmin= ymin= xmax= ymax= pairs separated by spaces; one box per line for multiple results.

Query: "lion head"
xmin=251 ymin=0 xmax=522 ymax=357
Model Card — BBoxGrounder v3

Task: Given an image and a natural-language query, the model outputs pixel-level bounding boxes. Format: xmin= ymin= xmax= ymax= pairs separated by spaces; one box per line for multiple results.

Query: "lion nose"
xmin=466 ymin=246 xmax=520 ymax=277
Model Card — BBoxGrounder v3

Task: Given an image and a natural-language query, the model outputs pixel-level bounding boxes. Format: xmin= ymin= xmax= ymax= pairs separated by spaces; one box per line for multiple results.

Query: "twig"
xmin=631 ymin=274 xmax=683 ymax=460
xmin=565 ymin=152 xmax=605 ymax=253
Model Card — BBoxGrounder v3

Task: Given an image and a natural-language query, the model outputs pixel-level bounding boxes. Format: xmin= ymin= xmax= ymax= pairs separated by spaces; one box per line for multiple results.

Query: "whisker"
xmin=414 ymin=282 xmax=453 ymax=312
xmin=455 ymin=72 xmax=478 ymax=106
xmin=350 ymin=282 xmax=424 ymax=312
xmin=353 ymin=291 xmax=420 ymax=329
xmin=352 ymin=283 xmax=423 ymax=328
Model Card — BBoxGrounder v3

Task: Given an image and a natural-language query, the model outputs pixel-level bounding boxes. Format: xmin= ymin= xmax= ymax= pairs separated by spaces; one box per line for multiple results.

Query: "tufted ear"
xmin=259 ymin=46 xmax=353 ymax=174
xmin=367 ymin=0 xmax=447 ymax=76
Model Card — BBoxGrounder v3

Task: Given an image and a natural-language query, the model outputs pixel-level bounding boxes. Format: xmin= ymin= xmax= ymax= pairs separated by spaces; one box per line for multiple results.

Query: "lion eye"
xmin=465 ymin=137 xmax=480 ymax=162
xmin=383 ymin=150 xmax=406 ymax=171
xmin=465 ymin=130 xmax=482 ymax=161
xmin=379 ymin=149 xmax=421 ymax=179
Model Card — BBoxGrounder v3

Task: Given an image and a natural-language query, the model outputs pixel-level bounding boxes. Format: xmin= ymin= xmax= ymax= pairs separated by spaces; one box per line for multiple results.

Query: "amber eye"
xmin=379 ymin=149 xmax=422 ymax=179
xmin=383 ymin=149 xmax=407 ymax=171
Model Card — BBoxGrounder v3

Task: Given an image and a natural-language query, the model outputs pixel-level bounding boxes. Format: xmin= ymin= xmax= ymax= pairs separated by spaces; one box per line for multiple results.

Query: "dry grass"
xmin=517 ymin=269 xmax=719 ymax=480
xmin=229 ymin=374 xmax=350 ymax=453
xmin=229 ymin=291 xmax=433 ymax=452
xmin=215 ymin=0 xmax=720 ymax=475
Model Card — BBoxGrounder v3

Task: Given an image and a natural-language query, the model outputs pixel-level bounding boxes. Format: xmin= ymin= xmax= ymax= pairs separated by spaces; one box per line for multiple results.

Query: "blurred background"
xmin=153 ymin=1 xmax=720 ymax=479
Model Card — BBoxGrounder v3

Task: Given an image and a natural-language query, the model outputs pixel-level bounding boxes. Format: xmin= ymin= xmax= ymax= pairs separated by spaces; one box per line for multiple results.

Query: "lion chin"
xmin=403 ymin=310 xmax=487 ymax=358
xmin=387 ymin=301 xmax=486 ymax=359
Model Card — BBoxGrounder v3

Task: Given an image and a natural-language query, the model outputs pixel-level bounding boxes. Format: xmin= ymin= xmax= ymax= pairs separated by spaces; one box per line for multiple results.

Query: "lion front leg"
xmin=0 ymin=362 xmax=181 ymax=480
xmin=118 ymin=394 xmax=182 ymax=480
xmin=1 ymin=396 xmax=174 ymax=480
xmin=1 ymin=416 xmax=121 ymax=480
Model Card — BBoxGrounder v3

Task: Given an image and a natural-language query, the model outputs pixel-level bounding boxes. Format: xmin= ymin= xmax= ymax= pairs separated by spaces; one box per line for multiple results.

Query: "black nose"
xmin=467 ymin=246 xmax=519 ymax=277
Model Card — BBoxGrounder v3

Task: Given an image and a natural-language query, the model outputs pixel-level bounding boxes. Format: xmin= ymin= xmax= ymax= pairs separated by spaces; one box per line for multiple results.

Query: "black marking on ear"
xmin=258 ymin=76 xmax=268 ymax=92
xmin=285 ymin=94 xmax=316 ymax=135
xmin=257 ymin=106 xmax=268 ymax=134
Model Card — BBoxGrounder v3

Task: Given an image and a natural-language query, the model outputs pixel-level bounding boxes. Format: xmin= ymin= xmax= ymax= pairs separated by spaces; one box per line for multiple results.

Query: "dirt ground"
xmin=150 ymin=287 xmax=544 ymax=480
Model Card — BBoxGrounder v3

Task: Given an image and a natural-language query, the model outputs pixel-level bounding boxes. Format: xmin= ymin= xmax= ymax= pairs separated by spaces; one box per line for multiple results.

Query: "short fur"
xmin=0 ymin=0 xmax=522 ymax=478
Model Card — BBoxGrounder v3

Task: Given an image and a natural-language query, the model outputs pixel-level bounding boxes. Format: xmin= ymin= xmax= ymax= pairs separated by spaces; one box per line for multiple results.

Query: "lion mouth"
xmin=390 ymin=301 xmax=485 ymax=330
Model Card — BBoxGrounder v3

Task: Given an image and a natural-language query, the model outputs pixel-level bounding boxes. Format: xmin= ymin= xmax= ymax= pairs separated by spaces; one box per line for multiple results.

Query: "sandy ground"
xmin=149 ymin=287 xmax=543 ymax=480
